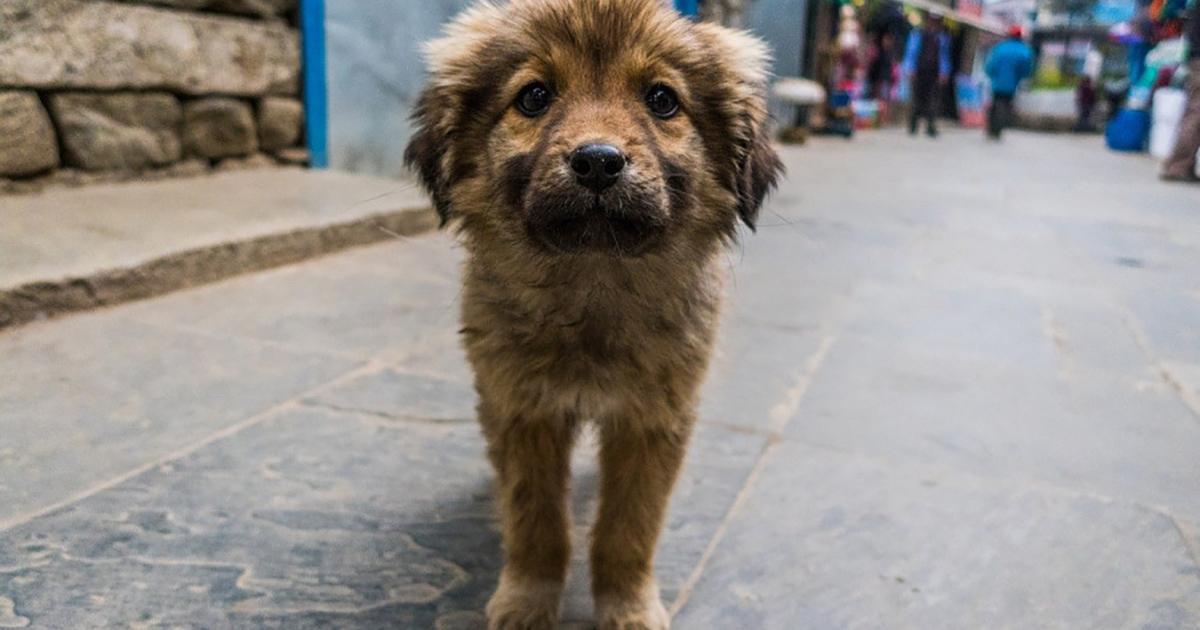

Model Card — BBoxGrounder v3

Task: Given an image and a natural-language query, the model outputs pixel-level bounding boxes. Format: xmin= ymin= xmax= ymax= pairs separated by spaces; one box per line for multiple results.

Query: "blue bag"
xmin=1105 ymin=109 xmax=1150 ymax=152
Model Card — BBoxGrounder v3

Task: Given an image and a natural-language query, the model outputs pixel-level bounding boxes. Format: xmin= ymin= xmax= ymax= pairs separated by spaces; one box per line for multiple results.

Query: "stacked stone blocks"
xmin=0 ymin=0 xmax=307 ymax=190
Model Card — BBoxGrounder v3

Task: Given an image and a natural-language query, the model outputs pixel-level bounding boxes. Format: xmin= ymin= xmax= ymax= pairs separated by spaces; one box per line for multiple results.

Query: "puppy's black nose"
xmin=569 ymin=143 xmax=625 ymax=192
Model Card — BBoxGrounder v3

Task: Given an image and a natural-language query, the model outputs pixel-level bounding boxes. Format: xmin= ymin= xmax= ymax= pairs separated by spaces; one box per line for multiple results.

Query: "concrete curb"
xmin=0 ymin=206 xmax=437 ymax=331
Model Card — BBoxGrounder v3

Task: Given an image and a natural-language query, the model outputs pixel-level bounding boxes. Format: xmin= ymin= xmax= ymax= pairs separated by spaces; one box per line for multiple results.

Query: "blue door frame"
xmin=299 ymin=0 xmax=329 ymax=169
xmin=675 ymin=0 xmax=699 ymax=17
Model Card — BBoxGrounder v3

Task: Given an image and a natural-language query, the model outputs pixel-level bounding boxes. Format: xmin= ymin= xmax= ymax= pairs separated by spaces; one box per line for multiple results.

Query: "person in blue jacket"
xmin=985 ymin=26 xmax=1034 ymax=139
xmin=903 ymin=13 xmax=952 ymax=137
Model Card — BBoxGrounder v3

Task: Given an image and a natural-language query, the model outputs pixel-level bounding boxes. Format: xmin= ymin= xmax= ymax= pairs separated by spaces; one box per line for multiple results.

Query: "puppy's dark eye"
xmin=645 ymin=84 xmax=679 ymax=119
xmin=515 ymin=82 xmax=552 ymax=117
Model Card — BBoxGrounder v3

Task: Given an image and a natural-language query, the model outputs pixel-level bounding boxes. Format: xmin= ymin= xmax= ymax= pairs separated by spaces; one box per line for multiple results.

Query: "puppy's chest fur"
xmin=460 ymin=252 xmax=723 ymax=419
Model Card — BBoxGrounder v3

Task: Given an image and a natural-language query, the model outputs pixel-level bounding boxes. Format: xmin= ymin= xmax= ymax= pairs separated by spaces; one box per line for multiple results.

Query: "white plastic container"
xmin=1150 ymin=88 xmax=1187 ymax=159
xmin=773 ymin=77 xmax=826 ymax=106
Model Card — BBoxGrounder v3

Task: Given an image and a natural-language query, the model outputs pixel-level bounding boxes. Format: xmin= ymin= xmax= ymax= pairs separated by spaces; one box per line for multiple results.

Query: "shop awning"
xmin=901 ymin=0 xmax=1007 ymax=35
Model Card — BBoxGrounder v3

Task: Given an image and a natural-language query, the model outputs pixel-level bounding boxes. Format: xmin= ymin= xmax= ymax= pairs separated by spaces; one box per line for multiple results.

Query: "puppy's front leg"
xmin=482 ymin=403 xmax=577 ymax=630
xmin=591 ymin=417 xmax=691 ymax=630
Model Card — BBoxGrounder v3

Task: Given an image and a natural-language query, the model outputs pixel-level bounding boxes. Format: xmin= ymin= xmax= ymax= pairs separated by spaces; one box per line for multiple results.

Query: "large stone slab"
xmin=674 ymin=439 xmax=1200 ymax=629
xmin=0 ymin=403 xmax=766 ymax=628
xmin=0 ymin=0 xmax=299 ymax=95
xmin=839 ymin=279 xmax=1057 ymax=369
xmin=49 ymin=92 xmax=183 ymax=171
xmin=0 ymin=409 xmax=496 ymax=629
xmin=0 ymin=309 xmax=358 ymax=525
xmin=786 ymin=331 xmax=1200 ymax=521
xmin=122 ymin=236 xmax=460 ymax=362
xmin=0 ymin=91 xmax=58 ymax=177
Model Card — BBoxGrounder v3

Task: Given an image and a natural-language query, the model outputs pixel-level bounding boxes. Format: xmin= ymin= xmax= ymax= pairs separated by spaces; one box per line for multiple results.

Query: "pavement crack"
xmin=1170 ymin=515 xmax=1200 ymax=571
xmin=1119 ymin=307 xmax=1200 ymax=424
xmin=671 ymin=334 xmax=836 ymax=619
xmin=668 ymin=437 xmax=777 ymax=619
xmin=296 ymin=399 xmax=474 ymax=425
xmin=698 ymin=419 xmax=778 ymax=439
xmin=1156 ymin=364 xmax=1200 ymax=421
xmin=767 ymin=335 xmax=836 ymax=433
xmin=1040 ymin=306 xmax=1074 ymax=380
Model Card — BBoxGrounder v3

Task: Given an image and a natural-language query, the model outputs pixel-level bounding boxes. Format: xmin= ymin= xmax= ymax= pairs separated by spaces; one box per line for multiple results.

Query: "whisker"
xmin=377 ymin=225 xmax=412 ymax=241
xmin=765 ymin=207 xmax=799 ymax=229
xmin=607 ymin=222 xmax=625 ymax=257
xmin=341 ymin=183 xmax=421 ymax=213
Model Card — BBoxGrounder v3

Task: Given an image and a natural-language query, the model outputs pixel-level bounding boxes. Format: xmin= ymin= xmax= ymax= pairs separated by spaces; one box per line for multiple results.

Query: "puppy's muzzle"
xmin=525 ymin=142 xmax=665 ymax=256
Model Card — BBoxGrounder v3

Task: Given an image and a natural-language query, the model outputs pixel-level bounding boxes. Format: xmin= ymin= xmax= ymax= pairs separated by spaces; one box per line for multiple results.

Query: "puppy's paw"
xmin=486 ymin=574 xmax=562 ymax=630
xmin=595 ymin=582 xmax=670 ymax=630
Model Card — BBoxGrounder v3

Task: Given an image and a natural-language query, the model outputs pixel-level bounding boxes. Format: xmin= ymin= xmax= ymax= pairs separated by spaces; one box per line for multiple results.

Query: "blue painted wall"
xmin=325 ymin=0 xmax=471 ymax=177
xmin=322 ymin=0 xmax=806 ymax=178
xmin=746 ymin=0 xmax=809 ymax=121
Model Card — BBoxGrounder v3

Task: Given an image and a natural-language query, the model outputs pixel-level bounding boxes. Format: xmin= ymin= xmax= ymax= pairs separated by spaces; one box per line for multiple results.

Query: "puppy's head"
xmin=405 ymin=0 xmax=782 ymax=257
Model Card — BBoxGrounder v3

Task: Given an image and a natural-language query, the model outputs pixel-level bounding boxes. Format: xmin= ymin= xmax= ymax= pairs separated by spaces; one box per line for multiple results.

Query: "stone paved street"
xmin=2 ymin=129 xmax=1199 ymax=629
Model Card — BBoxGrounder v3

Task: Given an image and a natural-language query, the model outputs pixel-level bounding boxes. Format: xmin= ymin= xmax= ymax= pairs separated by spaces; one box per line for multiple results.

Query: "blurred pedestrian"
xmin=1076 ymin=75 xmax=1097 ymax=131
xmin=1161 ymin=2 xmax=1200 ymax=182
xmin=903 ymin=13 xmax=951 ymax=137
xmin=867 ymin=31 xmax=896 ymax=101
xmin=984 ymin=25 xmax=1034 ymax=140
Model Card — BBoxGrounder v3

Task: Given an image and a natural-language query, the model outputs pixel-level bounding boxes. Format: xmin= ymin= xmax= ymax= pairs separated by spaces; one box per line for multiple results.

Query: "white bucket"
xmin=773 ymin=78 xmax=826 ymax=106
xmin=1150 ymin=89 xmax=1187 ymax=159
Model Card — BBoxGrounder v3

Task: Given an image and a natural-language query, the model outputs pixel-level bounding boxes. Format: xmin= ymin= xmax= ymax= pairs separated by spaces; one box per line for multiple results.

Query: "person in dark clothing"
xmin=867 ymin=31 xmax=896 ymax=100
xmin=1162 ymin=1 xmax=1200 ymax=182
xmin=984 ymin=25 xmax=1034 ymax=139
xmin=903 ymin=14 xmax=951 ymax=137
xmin=1076 ymin=75 xmax=1098 ymax=132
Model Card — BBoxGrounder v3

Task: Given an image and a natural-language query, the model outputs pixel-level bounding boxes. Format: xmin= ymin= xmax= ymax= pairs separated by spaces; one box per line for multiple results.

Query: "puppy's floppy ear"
xmin=735 ymin=118 xmax=783 ymax=231
xmin=404 ymin=1 xmax=511 ymax=226
xmin=404 ymin=89 xmax=453 ymax=226
xmin=692 ymin=23 xmax=784 ymax=231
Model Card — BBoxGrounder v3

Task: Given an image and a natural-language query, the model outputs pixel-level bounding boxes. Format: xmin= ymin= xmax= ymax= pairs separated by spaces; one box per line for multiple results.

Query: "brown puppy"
xmin=405 ymin=1 xmax=781 ymax=627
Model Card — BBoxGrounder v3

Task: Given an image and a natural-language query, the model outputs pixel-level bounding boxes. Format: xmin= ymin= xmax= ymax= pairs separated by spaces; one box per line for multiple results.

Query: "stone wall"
xmin=0 ymin=0 xmax=305 ymax=193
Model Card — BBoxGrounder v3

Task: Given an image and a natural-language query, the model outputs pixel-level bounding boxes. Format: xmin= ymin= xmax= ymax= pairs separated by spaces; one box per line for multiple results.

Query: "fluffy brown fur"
xmin=404 ymin=1 xmax=782 ymax=627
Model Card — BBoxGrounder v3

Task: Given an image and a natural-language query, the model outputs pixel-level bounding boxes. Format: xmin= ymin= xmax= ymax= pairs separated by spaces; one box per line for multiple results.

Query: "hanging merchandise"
xmin=1149 ymin=0 xmax=1188 ymax=38
xmin=956 ymin=76 xmax=987 ymax=128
